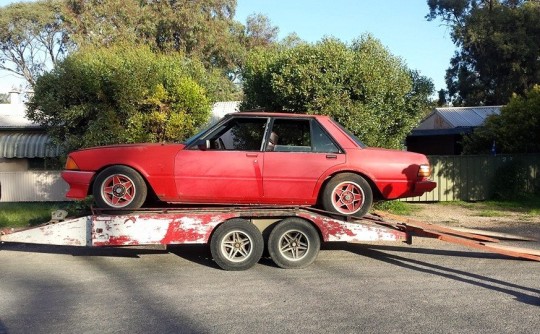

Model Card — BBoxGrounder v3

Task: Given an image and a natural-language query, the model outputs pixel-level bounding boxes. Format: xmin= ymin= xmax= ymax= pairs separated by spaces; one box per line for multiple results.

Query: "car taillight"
xmin=65 ymin=157 xmax=79 ymax=170
xmin=418 ymin=164 xmax=431 ymax=178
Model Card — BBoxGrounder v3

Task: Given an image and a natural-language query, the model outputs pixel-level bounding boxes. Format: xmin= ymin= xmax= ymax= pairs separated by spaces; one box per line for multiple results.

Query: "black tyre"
xmin=268 ymin=218 xmax=320 ymax=269
xmin=210 ymin=219 xmax=264 ymax=271
xmin=321 ymin=173 xmax=373 ymax=218
xmin=93 ymin=165 xmax=148 ymax=209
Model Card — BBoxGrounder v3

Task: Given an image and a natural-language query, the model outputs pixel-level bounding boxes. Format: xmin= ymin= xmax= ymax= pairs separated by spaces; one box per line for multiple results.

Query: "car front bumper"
xmin=61 ymin=170 xmax=96 ymax=199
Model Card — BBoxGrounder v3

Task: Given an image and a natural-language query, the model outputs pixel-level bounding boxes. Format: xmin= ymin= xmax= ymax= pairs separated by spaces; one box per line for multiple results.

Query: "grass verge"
xmin=0 ymin=202 xmax=89 ymax=229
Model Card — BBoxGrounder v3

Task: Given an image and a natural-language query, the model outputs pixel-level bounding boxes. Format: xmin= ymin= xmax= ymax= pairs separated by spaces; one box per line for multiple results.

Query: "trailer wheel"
xmin=210 ymin=219 xmax=264 ymax=271
xmin=93 ymin=165 xmax=147 ymax=209
xmin=321 ymin=173 xmax=373 ymax=218
xmin=268 ymin=218 xmax=320 ymax=269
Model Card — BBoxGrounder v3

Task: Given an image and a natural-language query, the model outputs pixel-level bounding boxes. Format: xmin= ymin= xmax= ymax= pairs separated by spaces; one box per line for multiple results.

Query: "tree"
xmin=427 ymin=0 xmax=540 ymax=106
xmin=243 ymin=14 xmax=279 ymax=49
xmin=62 ymin=0 xmax=277 ymax=81
xmin=241 ymin=35 xmax=434 ymax=149
xmin=463 ymin=85 xmax=540 ymax=154
xmin=0 ymin=0 xmax=70 ymax=87
xmin=27 ymin=45 xmax=214 ymax=153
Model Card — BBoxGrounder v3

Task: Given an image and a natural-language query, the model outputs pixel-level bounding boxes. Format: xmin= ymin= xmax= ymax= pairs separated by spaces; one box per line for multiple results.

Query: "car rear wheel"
xmin=321 ymin=173 xmax=373 ymax=218
xmin=93 ymin=166 xmax=147 ymax=209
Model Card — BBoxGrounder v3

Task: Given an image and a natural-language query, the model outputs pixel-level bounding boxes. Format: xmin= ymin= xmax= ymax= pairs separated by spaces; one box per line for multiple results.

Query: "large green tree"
xmin=27 ymin=45 xmax=216 ymax=152
xmin=241 ymin=36 xmax=434 ymax=149
xmin=62 ymin=0 xmax=277 ymax=81
xmin=463 ymin=85 xmax=540 ymax=154
xmin=0 ymin=0 xmax=70 ymax=87
xmin=1 ymin=0 xmax=278 ymax=89
xmin=427 ymin=0 xmax=540 ymax=106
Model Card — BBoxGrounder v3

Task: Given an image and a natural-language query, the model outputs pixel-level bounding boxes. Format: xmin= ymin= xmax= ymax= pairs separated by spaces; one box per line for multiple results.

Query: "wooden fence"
xmin=1 ymin=154 xmax=539 ymax=202
xmin=405 ymin=154 xmax=540 ymax=202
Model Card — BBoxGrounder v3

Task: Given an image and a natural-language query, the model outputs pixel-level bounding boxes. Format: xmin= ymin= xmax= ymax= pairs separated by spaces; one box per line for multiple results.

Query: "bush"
xmin=27 ymin=45 xmax=219 ymax=152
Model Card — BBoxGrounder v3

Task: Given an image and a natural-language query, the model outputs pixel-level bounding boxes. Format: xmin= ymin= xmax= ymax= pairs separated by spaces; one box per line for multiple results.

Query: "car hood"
xmin=67 ymin=143 xmax=186 ymax=171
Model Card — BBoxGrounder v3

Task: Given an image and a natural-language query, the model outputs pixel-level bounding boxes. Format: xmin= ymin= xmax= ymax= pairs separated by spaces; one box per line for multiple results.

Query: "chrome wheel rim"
xmin=278 ymin=229 xmax=309 ymax=261
xmin=220 ymin=230 xmax=253 ymax=262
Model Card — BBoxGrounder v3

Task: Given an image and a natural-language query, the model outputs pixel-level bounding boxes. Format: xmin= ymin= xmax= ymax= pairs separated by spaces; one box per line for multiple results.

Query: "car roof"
xmin=228 ymin=111 xmax=329 ymax=119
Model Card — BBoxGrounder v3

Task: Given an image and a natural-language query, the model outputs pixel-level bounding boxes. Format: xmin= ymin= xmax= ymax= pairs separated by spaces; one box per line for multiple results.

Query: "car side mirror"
xmin=197 ymin=139 xmax=211 ymax=151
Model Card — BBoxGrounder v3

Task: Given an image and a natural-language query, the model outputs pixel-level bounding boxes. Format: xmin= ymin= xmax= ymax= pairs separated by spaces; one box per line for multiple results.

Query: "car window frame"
xmin=186 ymin=115 xmax=271 ymax=152
xmin=263 ymin=117 xmax=344 ymax=154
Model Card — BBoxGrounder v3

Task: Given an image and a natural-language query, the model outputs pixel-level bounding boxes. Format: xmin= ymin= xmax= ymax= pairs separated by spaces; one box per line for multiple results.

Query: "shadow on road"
xmin=0 ymin=318 xmax=8 ymax=334
xmin=0 ymin=242 xmax=167 ymax=258
xmin=333 ymin=243 xmax=540 ymax=306
xmin=2 ymin=241 xmax=539 ymax=306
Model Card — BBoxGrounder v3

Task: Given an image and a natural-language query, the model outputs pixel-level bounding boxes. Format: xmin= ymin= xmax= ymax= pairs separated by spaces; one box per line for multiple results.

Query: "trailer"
xmin=1 ymin=206 xmax=539 ymax=270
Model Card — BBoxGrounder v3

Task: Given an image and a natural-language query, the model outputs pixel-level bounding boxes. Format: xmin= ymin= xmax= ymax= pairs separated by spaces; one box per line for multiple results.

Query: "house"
xmin=406 ymin=106 xmax=502 ymax=155
xmin=0 ymin=90 xmax=61 ymax=172
xmin=0 ymin=90 xmax=67 ymax=202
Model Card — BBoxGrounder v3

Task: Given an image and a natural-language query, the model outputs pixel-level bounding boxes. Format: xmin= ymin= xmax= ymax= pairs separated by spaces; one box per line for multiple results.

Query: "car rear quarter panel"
xmin=69 ymin=144 xmax=183 ymax=198
xmin=344 ymin=148 xmax=430 ymax=199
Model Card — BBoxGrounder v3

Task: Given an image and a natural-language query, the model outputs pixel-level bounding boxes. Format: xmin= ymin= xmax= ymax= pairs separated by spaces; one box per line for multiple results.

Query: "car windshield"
xmin=331 ymin=119 xmax=367 ymax=148
xmin=182 ymin=122 xmax=221 ymax=146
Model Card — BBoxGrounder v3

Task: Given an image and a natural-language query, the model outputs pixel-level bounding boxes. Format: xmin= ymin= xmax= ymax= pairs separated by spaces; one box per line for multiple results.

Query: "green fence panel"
xmin=402 ymin=154 xmax=540 ymax=202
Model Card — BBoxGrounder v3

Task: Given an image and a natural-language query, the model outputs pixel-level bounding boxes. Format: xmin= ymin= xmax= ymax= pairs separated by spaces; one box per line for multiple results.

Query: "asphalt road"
xmin=0 ymin=236 xmax=539 ymax=334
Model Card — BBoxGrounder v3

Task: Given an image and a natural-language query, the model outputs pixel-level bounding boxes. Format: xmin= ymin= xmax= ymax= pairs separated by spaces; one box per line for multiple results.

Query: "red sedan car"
xmin=62 ymin=112 xmax=436 ymax=217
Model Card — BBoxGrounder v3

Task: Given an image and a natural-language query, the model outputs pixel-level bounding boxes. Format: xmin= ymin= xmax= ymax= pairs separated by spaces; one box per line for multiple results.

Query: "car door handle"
xmin=246 ymin=153 xmax=258 ymax=157
xmin=326 ymin=154 xmax=337 ymax=159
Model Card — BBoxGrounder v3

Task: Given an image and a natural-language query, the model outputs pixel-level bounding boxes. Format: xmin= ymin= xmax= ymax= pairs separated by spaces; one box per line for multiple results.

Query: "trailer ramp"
xmin=373 ymin=211 xmax=540 ymax=262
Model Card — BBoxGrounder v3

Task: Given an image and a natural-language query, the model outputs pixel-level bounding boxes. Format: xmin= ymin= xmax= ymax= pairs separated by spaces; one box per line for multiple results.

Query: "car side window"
xmin=267 ymin=118 xmax=340 ymax=153
xmin=311 ymin=120 xmax=340 ymax=153
xmin=205 ymin=118 xmax=267 ymax=151
xmin=267 ymin=119 xmax=311 ymax=152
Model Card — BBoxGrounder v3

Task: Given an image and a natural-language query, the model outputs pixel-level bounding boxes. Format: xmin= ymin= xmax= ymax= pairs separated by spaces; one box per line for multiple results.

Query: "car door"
xmin=262 ymin=118 xmax=346 ymax=204
xmin=174 ymin=117 xmax=269 ymax=203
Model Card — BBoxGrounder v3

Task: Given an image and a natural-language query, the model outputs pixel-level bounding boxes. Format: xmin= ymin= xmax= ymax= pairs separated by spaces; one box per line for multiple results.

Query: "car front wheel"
xmin=93 ymin=165 xmax=147 ymax=209
xmin=321 ymin=173 xmax=373 ymax=218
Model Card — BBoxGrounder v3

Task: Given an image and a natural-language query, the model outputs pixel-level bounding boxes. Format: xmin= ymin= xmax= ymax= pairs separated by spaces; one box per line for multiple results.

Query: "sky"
xmin=0 ymin=0 xmax=456 ymax=95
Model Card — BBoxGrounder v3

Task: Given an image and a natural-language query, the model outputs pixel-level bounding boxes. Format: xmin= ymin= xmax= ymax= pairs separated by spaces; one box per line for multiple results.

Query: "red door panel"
xmin=174 ymin=150 xmax=263 ymax=203
xmin=262 ymin=152 xmax=345 ymax=204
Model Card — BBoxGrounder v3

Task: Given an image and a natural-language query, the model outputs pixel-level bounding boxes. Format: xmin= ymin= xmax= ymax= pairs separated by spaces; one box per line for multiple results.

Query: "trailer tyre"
xmin=268 ymin=218 xmax=320 ymax=269
xmin=93 ymin=165 xmax=147 ymax=210
xmin=210 ymin=219 xmax=264 ymax=271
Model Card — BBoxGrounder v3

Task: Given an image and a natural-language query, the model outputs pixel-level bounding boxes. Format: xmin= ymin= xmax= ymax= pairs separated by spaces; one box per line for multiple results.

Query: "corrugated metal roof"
xmin=0 ymin=133 xmax=62 ymax=158
xmin=435 ymin=106 xmax=502 ymax=128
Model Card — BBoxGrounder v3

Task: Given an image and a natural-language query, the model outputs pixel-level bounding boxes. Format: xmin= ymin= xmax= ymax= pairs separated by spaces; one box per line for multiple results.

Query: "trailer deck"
xmin=1 ymin=206 xmax=539 ymax=270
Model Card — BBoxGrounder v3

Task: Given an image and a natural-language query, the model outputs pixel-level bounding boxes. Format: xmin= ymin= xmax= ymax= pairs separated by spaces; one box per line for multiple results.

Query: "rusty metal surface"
xmin=3 ymin=206 xmax=537 ymax=263
xmin=374 ymin=211 xmax=540 ymax=262
xmin=92 ymin=212 xmax=239 ymax=246
xmin=1 ymin=206 xmax=408 ymax=248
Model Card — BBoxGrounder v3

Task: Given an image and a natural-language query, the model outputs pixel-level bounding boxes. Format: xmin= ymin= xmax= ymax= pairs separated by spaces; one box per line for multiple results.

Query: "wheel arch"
xmin=316 ymin=170 xmax=383 ymax=205
xmin=87 ymin=164 xmax=157 ymax=199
